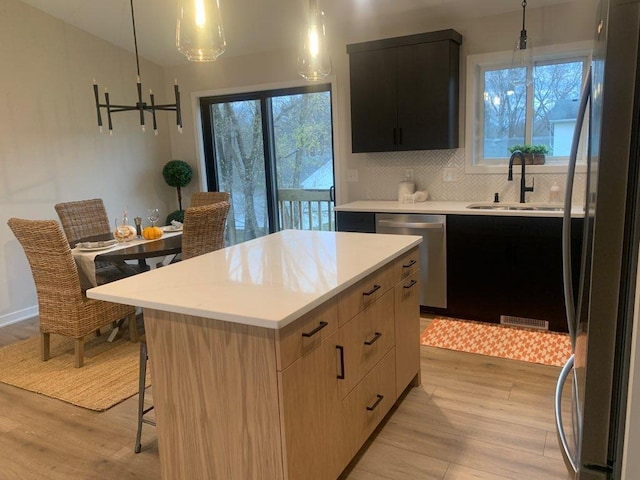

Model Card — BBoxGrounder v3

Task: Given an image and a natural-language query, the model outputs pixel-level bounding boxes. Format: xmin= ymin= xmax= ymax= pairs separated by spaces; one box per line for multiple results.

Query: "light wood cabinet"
xmin=337 ymin=262 xmax=394 ymax=326
xmin=394 ymin=271 xmax=421 ymax=395
xmin=338 ymin=289 xmax=395 ymax=399
xmin=341 ymin=348 xmax=397 ymax=459
xmin=144 ymin=246 xmax=421 ymax=480
xmin=278 ymin=330 xmax=344 ymax=480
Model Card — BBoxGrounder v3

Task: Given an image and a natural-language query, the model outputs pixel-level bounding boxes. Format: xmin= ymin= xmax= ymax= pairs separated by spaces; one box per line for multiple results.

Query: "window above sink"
xmin=465 ymin=41 xmax=593 ymax=175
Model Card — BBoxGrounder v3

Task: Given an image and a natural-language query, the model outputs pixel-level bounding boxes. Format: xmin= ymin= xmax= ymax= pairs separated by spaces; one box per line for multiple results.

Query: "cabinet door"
xmin=348 ymin=48 xmax=398 ymax=153
xmin=447 ymin=215 xmax=581 ymax=332
xmin=278 ymin=330 xmax=343 ymax=480
xmin=397 ymin=40 xmax=459 ymax=150
xmin=335 ymin=211 xmax=376 ymax=233
xmin=394 ymin=271 xmax=420 ymax=396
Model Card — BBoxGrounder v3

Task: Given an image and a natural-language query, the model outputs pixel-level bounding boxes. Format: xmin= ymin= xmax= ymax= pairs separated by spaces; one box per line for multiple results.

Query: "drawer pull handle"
xmin=363 ymin=284 xmax=381 ymax=296
xmin=403 ymin=279 xmax=418 ymax=289
xmin=336 ymin=345 xmax=345 ymax=380
xmin=366 ymin=394 xmax=384 ymax=411
xmin=302 ymin=321 xmax=328 ymax=338
xmin=364 ymin=332 xmax=382 ymax=346
xmin=402 ymin=259 xmax=417 ymax=269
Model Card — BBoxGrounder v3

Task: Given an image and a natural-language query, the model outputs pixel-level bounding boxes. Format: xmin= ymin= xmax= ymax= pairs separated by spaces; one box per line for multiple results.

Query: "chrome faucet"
xmin=508 ymin=150 xmax=534 ymax=203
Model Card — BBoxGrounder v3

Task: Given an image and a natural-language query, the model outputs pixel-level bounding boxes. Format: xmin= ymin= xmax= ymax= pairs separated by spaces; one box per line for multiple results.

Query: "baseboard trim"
xmin=0 ymin=306 xmax=38 ymax=328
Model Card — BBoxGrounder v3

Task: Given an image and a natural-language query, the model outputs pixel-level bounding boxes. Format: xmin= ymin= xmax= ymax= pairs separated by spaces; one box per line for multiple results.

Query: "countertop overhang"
xmin=335 ymin=200 xmax=583 ymax=218
xmin=87 ymin=230 xmax=422 ymax=329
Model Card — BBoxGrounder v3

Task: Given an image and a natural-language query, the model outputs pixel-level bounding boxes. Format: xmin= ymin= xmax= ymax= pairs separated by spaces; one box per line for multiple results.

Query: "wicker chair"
xmin=181 ymin=202 xmax=230 ymax=259
xmin=190 ymin=191 xmax=230 ymax=208
xmin=7 ymin=218 xmax=139 ymax=368
xmin=54 ymin=198 xmax=140 ymax=283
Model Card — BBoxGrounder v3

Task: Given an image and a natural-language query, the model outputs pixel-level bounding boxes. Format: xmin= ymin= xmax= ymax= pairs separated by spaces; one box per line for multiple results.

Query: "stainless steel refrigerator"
xmin=556 ymin=0 xmax=640 ymax=478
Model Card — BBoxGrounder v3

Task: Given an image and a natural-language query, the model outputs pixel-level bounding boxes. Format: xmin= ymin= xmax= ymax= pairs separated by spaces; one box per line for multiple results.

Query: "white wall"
xmin=0 ymin=0 xmax=175 ymax=326
xmin=1 ymin=0 xmax=597 ymax=323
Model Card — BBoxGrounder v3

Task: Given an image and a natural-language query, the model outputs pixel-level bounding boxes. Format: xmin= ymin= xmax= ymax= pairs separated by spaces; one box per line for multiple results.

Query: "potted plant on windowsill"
xmin=507 ymin=144 xmax=549 ymax=165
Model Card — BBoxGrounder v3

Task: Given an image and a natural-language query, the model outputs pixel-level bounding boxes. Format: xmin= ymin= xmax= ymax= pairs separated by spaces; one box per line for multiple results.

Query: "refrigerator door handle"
xmin=555 ymin=354 xmax=578 ymax=474
xmin=562 ymin=67 xmax=592 ymax=348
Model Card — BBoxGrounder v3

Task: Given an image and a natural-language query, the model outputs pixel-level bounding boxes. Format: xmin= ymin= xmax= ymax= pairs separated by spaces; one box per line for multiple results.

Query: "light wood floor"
xmin=0 ymin=317 xmax=570 ymax=480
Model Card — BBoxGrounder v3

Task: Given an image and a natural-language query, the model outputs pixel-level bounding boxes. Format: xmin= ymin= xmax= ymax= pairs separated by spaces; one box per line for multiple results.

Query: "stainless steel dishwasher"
xmin=375 ymin=213 xmax=446 ymax=308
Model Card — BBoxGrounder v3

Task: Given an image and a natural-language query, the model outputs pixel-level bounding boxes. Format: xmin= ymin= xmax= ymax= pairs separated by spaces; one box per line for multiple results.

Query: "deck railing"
xmin=277 ymin=188 xmax=334 ymax=231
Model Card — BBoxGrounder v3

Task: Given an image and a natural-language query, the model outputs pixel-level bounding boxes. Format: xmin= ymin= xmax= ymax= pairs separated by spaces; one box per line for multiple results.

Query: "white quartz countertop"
xmin=87 ymin=230 xmax=422 ymax=329
xmin=334 ymin=200 xmax=583 ymax=217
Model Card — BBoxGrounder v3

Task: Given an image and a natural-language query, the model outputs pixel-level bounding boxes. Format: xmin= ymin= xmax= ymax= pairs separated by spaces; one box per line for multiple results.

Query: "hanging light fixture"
xmin=297 ymin=0 xmax=331 ymax=81
xmin=176 ymin=0 xmax=226 ymax=62
xmin=93 ymin=0 xmax=182 ymax=135
xmin=509 ymin=0 xmax=534 ymax=90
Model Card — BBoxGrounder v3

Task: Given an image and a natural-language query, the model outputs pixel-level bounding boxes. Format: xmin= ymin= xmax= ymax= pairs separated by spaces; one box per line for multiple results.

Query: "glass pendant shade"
xmin=297 ymin=2 xmax=331 ymax=81
xmin=176 ymin=0 xmax=226 ymax=62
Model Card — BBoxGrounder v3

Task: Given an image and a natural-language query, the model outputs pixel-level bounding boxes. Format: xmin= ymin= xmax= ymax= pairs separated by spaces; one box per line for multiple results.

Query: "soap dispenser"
xmin=550 ymin=183 xmax=561 ymax=203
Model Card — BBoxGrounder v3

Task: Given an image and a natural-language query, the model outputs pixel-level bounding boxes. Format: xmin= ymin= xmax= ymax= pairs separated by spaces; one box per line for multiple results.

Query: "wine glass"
xmin=147 ymin=208 xmax=160 ymax=227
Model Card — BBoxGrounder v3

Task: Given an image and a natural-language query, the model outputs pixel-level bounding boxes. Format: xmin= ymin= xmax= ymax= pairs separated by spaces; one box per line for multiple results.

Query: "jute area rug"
xmin=0 ymin=333 xmax=149 ymax=411
xmin=420 ymin=317 xmax=572 ymax=367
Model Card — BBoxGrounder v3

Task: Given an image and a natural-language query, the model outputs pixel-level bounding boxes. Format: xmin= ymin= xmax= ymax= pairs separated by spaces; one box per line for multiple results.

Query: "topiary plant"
xmin=162 ymin=160 xmax=193 ymax=225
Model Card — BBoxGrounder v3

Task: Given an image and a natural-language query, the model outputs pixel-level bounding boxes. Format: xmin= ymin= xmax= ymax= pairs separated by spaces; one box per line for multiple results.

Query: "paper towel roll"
xmin=398 ymin=181 xmax=415 ymax=202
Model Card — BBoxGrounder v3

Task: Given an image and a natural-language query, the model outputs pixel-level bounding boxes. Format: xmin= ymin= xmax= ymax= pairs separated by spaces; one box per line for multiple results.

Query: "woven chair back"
xmin=7 ymin=218 xmax=85 ymax=335
xmin=182 ymin=202 xmax=230 ymax=260
xmin=55 ymin=198 xmax=111 ymax=246
xmin=190 ymin=191 xmax=230 ymax=208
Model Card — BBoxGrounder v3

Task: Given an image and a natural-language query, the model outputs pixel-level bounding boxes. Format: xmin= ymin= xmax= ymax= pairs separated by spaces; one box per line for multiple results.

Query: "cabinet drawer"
xmin=341 ymin=348 xmax=396 ymax=459
xmin=393 ymin=247 xmax=420 ymax=285
xmin=337 ymin=263 xmax=394 ymax=326
xmin=338 ymin=289 xmax=395 ymax=399
xmin=275 ymin=299 xmax=338 ymax=371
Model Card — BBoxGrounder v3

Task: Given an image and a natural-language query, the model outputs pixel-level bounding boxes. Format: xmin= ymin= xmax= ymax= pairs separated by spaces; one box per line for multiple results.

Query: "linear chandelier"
xmin=93 ymin=0 xmax=182 ymax=135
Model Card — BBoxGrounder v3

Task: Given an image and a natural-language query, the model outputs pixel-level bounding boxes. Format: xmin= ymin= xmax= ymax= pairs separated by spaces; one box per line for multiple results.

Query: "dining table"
xmin=71 ymin=229 xmax=182 ymax=341
xmin=72 ymin=230 xmax=183 ymax=288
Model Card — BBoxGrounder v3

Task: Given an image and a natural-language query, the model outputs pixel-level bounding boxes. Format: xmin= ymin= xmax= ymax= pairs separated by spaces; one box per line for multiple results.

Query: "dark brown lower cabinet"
xmin=446 ymin=215 xmax=583 ymax=333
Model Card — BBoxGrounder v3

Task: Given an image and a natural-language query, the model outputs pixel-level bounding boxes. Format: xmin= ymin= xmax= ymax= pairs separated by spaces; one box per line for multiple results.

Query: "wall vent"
xmin=500 ymin=315 xmax=549 ymax=331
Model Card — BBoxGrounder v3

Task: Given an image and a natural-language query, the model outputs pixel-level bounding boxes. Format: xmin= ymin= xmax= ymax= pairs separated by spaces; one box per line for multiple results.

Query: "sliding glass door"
xmin=200 ymin=84 xmax=335 ymax=245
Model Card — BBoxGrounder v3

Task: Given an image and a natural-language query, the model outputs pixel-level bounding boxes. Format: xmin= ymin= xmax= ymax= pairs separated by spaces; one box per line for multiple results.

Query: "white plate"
xmin=162 ymin=226 xmax=183 ymax=232
xmin=76 ymin=244 xmax=118 ymax=252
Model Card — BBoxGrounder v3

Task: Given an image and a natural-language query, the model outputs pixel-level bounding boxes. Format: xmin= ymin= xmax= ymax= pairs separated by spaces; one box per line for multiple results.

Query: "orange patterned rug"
xmin=420 ymin=317 xmax=572 ymax=367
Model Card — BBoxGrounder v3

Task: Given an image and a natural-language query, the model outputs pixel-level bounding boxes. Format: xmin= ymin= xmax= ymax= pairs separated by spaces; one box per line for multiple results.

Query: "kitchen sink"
xmin=466 ymin=202 xmax=563 ymax=211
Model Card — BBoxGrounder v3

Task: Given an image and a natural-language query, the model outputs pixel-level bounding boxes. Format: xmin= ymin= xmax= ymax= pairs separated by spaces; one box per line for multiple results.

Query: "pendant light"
xmin=93 ymin=0 xmax=182 ymax=135
xmin=510 ymin=0 xmax=534 ymax=88
xmin=176 ymin=0 xmax=226 ymax=62
xmin=297 ymin=0 xmax=331 ymax=81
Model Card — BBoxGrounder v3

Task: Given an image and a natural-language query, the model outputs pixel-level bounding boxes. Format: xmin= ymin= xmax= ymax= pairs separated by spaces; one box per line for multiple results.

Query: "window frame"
xmin=465 ymin=41 xmax=593 ymax=174
xmin=198 ymin=81 xmax=336 ymax=238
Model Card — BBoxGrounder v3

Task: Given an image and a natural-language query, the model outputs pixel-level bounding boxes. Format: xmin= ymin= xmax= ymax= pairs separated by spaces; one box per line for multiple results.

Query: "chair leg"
xmin=135 ymin=341 xmax=148 ymax=453
xmin=74 ymin=338 xmax=84 ymax=368
xmin=41 ymin=333 xmax=50 ymax=362
xmin=128 ymin=313 xmax=139 ymax=343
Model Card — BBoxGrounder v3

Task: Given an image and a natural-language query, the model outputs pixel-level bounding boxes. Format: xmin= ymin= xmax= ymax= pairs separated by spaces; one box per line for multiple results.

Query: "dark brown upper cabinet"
xmin=347 ymin=30 xmax=462 ymax=153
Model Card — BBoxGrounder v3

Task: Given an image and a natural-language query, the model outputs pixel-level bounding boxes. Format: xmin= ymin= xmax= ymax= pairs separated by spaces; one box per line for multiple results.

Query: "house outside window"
xmin=465 ymin=41 xmax=592 ymax=172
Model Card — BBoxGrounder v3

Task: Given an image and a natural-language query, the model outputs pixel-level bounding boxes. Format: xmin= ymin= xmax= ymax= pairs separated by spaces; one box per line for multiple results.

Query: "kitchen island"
xmin=87 ymin=230 xmax=422 ymax=480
